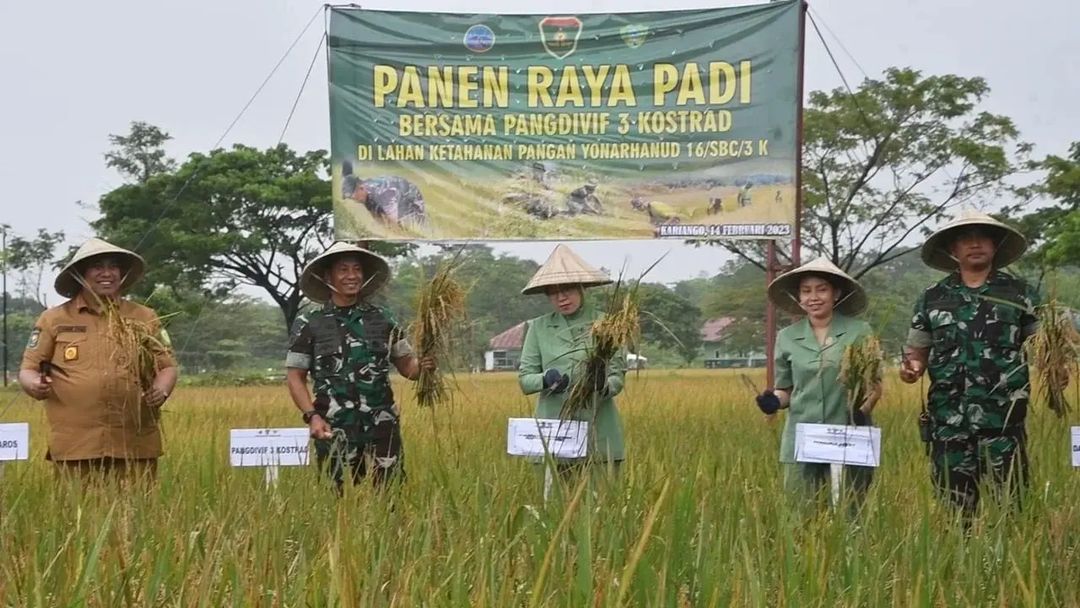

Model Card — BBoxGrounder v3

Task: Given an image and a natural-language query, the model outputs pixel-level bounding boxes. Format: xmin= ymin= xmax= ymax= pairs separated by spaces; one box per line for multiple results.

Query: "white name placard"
xmin=229 ymin=428 xmax=310 ymax=467
xmin=507 ymin=418 xmax=588 ymax=459
xmin=0 ymin=423 xmax=29 ymax=461
xmin=1072 ymin=427 xmax=1080 ymax=468
xmin=795 ymin=423 xmax=881 ymax=468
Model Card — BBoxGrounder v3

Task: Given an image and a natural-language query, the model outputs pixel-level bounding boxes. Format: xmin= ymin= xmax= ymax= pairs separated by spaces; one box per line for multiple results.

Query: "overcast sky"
xmin=1 ymin=0 xmax=1077 ymax=287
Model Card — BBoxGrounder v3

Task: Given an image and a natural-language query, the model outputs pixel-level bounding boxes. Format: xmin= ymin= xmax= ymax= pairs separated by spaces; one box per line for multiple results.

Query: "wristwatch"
xmin=302 ymin=410 xmax=323 ymax=424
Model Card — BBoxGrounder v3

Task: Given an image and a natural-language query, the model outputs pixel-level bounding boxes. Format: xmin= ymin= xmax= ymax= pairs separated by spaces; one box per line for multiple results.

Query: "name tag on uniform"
xmin=507 ymin=418 xmax=588 ymax=458
xmin=1072 ymin=427 xmax=1080 ymax=468
xmin=229 ymin=428 xmax=310 ymax=467
xmin=0 ymin=423 xmax=30 ymax=461
xmin=795 ymin=423 xmax=881 ymax=467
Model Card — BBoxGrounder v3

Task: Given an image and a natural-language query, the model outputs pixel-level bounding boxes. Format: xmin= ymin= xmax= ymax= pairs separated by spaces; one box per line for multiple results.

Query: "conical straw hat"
xmin=521 ymin=244 xmax=612 ymax=295
xmin=54 ymin=238 xmax=145 ymax=298
xmin=767 ymin=256 xmax=868 ymax=316
xmin=921 ymin=210 xmax=1027 ymax=272
xmin=299 ymin=241 xmax=391 ymax=303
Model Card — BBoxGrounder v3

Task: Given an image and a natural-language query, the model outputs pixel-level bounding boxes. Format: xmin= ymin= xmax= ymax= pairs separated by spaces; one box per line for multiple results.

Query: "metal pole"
xmin=2 ymin=228 xmax=8 ymax=387
xmin=765 ymin=240 xmax=777 ymax=388
xmin=764 ymin=1 xmax=807 ymax=389
xmin=793 ymin=1 xmax=808 ymax=267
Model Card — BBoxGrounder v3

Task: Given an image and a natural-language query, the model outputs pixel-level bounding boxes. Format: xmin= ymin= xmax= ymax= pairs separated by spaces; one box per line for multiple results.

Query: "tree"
xmin=142 ymin=287 xmax=289 ymax=371
xmin=4 ymin=228 xmax=66 ymax=307
xmin=1030 ymin=142 xmax=1080 ymax=266
xmin=95 ymin=140 xmax=410 ymax=330
xmin=381 ymin=245 xmax=548 ymax=366
xmin=720 ymin=68 xmax=1029 ymax=279
xmin=700 ymin=262 xmax=768 ymax=357
xmin=105 ymin=121 xmax=177 ymax=184
xmin=856 ymin=253 xmax=941 ymax=355
xmin=635 ymin=284 xmax=702 ymax=363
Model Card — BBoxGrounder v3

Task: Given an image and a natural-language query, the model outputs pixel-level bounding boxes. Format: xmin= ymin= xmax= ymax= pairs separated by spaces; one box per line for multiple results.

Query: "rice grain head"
xmin=1025 ymin=297 xmax=1080 ymax=418
xmin=562 ymin=284 xmax=642 ymax=419
xmin=410 ymin=257 xmax=469 ymax=409
xmin=839 ymin=335 xmax=883 ymax=416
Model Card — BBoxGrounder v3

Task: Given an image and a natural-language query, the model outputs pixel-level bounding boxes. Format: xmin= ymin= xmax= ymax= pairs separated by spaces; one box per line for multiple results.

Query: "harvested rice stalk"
xmin=410 ymin=257 xmax=468 ymax=408
xmin=1025 ymin=298 xmax=1080 ymax=418
xmin=839 ymin=335 xmax=883 ymax=416
xmin=74 ymin=274 xmax=169 ymax=394
xmin=561 ymin=280 xmax=642 ymax=419
xmin=103 ymin=299 xmax=170 ymax=392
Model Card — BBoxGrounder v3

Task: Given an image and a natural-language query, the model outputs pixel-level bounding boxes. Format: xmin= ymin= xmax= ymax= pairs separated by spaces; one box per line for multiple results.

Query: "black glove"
xmin=593 ymin=362 xmax=607 ymax=394
xmin=755 ymin=390 xmax=781 ymax=415
xmin=543 ymin=369 xmax=569 ymax=393
xmin=850 ymin=407 xmax=869 ymax=427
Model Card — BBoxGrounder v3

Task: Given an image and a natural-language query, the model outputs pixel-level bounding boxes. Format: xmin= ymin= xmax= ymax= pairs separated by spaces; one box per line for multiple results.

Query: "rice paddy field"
xmin=1 ymin=369 xmax=1078 ymax=607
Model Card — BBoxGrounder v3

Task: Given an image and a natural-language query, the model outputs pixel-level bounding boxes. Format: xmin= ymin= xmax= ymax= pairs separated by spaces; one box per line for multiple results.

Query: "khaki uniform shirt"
xmin=20 ymin=295 xmax=177 ymax=461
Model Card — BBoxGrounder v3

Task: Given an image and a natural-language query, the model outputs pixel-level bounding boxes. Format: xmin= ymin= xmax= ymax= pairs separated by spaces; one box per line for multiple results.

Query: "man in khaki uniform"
xmin=18 ymin=238 xmax=178 ymax=480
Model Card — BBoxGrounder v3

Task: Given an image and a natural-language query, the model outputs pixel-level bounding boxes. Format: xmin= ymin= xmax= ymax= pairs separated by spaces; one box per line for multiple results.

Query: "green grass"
xmin=1 ymin=370 xmax=1078 ymax=606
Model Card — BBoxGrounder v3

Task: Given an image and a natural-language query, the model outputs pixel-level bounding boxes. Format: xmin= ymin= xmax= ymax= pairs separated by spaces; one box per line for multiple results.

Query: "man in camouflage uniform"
xmin=566 ymin=181 xmax=602 ymax=215
xmin=342 ymin=163 xmax=427 ymax=228
xmin=900 ymin=211 xmax=1057 ymax=518
xmin=285 ymin=242 xmax=434 ymax=491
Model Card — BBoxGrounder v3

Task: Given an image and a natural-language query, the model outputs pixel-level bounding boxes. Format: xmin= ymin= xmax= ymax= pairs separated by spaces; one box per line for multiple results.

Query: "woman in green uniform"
xmin=755 ymin=257 xmax=882 ymax=508
xmin=518 ymin=244 xmax=626 ymax=478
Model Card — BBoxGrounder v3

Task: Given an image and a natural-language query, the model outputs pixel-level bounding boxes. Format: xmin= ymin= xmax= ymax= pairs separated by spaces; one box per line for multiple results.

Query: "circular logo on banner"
xmin=620 ymin=24 xmax=649 ymax=49
xmin=464 ymin=24 xmax=495 ymax=53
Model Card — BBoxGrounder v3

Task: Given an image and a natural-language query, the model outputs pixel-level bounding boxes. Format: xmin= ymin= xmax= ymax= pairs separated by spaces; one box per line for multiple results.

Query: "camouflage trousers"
xmin=930 ymin=428 xmax=1028 ymax=516
xmin=314 ymin=407 xmax=404 ymax=492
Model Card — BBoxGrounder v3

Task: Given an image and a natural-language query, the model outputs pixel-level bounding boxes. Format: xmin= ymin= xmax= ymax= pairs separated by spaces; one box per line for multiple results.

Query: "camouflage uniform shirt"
xmin=907 ymin=271 xmax=1040 ymax=441
xmin=286 ymin=301 xmax=412 ymax=424
xmin=363 ymin=176 xmax=426 ymax=224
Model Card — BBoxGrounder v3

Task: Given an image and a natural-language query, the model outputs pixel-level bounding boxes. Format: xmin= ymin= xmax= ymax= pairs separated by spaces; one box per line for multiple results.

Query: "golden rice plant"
xmin=1025 ymin=298 xmax=1080 ymax=417
xmin=410 ymin=256 xmax=468 ymax=408
xmin=839 ymin=334 xmax=883 ymax=416
xmin=73 ymin=274 xmax=168 ymax=395
xmin=561 ymin=279 xmax=642 ymax=419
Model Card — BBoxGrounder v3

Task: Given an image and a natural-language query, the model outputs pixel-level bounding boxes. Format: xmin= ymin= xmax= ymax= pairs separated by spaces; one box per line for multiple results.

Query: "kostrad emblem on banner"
xmin=538 ymin=16 xmax=582 ymax=59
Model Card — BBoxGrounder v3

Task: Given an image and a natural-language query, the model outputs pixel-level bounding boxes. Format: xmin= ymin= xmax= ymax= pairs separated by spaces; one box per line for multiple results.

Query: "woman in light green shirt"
xmin=518 ymin=245 xmax=627 ymax=471
xmin=756 ymin=257 xmax=882 ymax=508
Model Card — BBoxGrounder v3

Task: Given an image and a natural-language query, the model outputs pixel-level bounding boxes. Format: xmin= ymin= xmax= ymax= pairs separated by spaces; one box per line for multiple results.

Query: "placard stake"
xmin=265 ymin=464 xmax=280 ymax=489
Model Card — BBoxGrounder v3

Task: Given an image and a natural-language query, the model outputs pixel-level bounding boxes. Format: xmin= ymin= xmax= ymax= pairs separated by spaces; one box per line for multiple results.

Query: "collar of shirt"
xmin=791 ymin=313 xmax=853 ymax=352
xmin=322 ymin=300 xmax=370 ymax=314
xmin=67 ymin=294 xmax=141 ymax=319
xmin=546 ymin=304 xmax=596 ymax=346
xmin=942 ymin=269 xmax=1012 ymax=294
xmin=67 ymin=293 xmax=117 ymax=315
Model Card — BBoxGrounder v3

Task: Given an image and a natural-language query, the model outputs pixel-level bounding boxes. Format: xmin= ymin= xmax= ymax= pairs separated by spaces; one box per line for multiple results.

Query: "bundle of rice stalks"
xmin=1025 ymin=299 xmax=1080 ymax=418
xmin=838 ymin=335 xmax=883 ymax=415
xmin=102 ymin=299 xmax=168 ymax=393
xmin=561 ymin=280 xmax=642 ymax=419
xmin=411 ymin=257 xmax=468 ymax=408
xmin=73 ymin=274 xmax=169 ymax=396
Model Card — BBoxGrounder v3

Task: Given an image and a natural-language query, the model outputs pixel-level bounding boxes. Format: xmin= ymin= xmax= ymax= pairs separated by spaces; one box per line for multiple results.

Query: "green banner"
xmin=329 ymin=2 xmax=801 ymax=241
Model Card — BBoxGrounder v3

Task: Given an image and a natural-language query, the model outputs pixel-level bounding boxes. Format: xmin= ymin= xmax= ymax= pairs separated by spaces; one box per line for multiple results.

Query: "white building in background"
xmin=483 ymin=322 xmax=651 ymax=372
xmin=626 ymin=353 xmax=648 ymax=370
xmin=700 ymin=317 xmax=766 ymax=369
xmin=483 ymin=322 xmax=527 ymax=371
